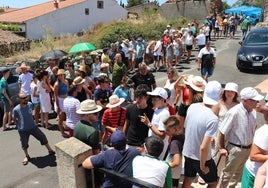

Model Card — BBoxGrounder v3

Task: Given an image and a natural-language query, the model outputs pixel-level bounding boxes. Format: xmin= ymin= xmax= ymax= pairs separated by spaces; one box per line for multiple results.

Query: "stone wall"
xmin=0 ymin=40 xmax=30 ymax=57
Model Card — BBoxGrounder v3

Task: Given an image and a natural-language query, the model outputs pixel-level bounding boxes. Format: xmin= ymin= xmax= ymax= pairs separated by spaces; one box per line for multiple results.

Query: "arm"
xmin=33 ymin=86 xmax=39 ymax=98
xmin=53 ymin=82 xmax=59 ymax=112
xmin=82 ymin=156 xmax=94 ymax=169
xmin=218 ymin=131 xmax=228 ymax=156
xmin=2 ymin=88 xmax=12 ymax=105
xmin=254 ymin=160 xmax=268 ymax=188
xmin=200 ymin=136 xmax=212 ymax=174
xmin=168 ymin=153 xmax=181 ymax=168
xmin=123 ymin=119 xmax=129 ymax=134
xmin=250 ymin=144 xmax=268 ymax=163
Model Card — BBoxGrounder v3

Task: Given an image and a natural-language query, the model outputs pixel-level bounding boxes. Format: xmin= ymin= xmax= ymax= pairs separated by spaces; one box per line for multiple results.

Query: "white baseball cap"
xmin=240 ymin=87 xmax=263 ymax=101
xmin=224 ymin=82 xmax=238 ymax=93
xmin=147 ymin=87 xmax=168 ymax=99
xmin=203 ymin=81 xmax=222 ymax=105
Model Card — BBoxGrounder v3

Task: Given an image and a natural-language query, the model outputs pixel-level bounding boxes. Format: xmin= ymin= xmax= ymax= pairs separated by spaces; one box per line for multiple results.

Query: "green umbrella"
xmin=69 ymin=42 xmax=96 ymax=54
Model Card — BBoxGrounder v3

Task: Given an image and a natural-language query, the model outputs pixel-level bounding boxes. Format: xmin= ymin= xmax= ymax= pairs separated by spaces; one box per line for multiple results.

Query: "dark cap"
xmin=110 ymin=130 xmax=126 ymax=147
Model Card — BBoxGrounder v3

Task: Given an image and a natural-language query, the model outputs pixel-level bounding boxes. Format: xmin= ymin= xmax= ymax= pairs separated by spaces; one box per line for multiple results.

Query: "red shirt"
xmin=102 ymin=107 xmax=126 ymax=135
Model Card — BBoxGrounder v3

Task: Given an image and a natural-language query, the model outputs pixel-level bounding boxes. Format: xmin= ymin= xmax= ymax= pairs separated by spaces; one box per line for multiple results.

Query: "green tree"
xmin=232 ymin=0 xmax=265 ymax=7
xmin=222 ymin=0 xmax=231 ymax=9
xmin=127 ymin=0 xmax=147 ymax=8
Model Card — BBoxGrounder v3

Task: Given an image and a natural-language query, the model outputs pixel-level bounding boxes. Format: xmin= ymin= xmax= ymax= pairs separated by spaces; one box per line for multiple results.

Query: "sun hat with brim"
xmin=224 ymin=82 xmax=238 ymax=93
xmin=106 ymin=95 xmax=125 ymax=108
xmin=147 ymin=87 xmax=168 ymax=100
xmin=183 ymin=75 xmax=206 ymax=92
xmin=123 ymin=39 xmax=130 ymax=45
xmin=100 ymin=63 xmax=109 ymax=69
xmin=203 ymin=81 xmax=222 ymax=105
xmin=76 ymin=99 xmax=102 ymax=114
xmin=110 ymin=130 xmax=127 ymax=147
xmin=240 ymin=87 xmax=263 ymax=101
xmin=79 ymin=65 xmax=86 ymax=73
xmin=16 ymin=62 xmax=30 ymax=73
xmin=72 ymin=76 xmax=85 ymax=85
xmin=57 ymin=69 xmax=66 ymax=75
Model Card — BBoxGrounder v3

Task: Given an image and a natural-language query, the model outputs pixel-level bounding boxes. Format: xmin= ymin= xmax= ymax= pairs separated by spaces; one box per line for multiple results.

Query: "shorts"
xmin=154 ymin=55 xmax=161 ymax=61
xmin=241 ymin=165 xmax=255 ymax=188
xmin=184 ymin=157 xmax=218 ymax=184
xmin=19 ymin=127 xmax=48 ymax=150
xmin=177 ymin=103 xmax=190 ymax=117
xmin=215 ymin=28 xmax=219 ymax=32
xmin=186 ymin=45 xmax=193 ymax=50
xmin=32 ymin=102 xmax=40 ymax=107
xmin=172 ymin=179 xmax=179 ymax=187
xmin=198 ymin=45 xmax=205 ymax=51
xmin=201 ymin=67 xmax=214 ymax=77
xmin=3 ymin=101 xmax=12 ymax=112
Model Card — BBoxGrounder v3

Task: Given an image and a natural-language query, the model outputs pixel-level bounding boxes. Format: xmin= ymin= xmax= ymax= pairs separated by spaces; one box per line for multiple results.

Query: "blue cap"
xmin=110 ymin=130 xmax=126 ymax=146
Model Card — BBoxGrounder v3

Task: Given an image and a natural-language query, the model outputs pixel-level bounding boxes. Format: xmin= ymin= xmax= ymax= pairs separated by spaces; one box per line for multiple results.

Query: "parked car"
xmin=0 ymin=66 xmax=20 ymax=126
xmin=236 ymin=27 xmax=268 ymax=72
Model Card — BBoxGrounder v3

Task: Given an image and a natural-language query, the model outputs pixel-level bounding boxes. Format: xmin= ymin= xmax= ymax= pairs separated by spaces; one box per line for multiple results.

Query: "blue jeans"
xmin=242 ymin=29 xmax=248 ymax=41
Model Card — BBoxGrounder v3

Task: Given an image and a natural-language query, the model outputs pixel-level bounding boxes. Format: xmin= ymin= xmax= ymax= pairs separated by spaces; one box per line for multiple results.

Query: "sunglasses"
xmin=19 ymin=96 xmax=28 ymax=100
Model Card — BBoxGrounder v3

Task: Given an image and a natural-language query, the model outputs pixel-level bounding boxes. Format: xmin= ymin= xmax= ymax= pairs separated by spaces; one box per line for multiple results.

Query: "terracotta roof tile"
xmin=0 ymin=0 xmax=85 ymax=23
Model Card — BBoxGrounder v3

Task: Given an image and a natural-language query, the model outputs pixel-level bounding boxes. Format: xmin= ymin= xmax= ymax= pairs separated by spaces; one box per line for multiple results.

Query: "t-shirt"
xmin=245 ymin=124 xmax=268 ymax=176
xmin=113 ymin=85 xmax=132 ymax=102
xmin=126 ymin=104 xmax=154 ymax=147
xmin=102 ymin=107 xmax=126 ymax=135
xmin=0 ymin=77 xmax=9 ymax=102
xmin=132 ymin=155 xmax=172 ymax=188
xmin=131 ymin=72 xmax=156 ymax=91
xmin=241 ymin=19 xmax=251 ymax=30
xmin=94 ymin=88 xmax=112 ymax=105
xmin=30 ymin=82 xmax=39 ymax=104
xmin=153 ymin=40 xmax=162 ymax=56
xmin=63 ymin=96 xmax=80 ymax=130
xmin=91 ymin=147 xmax=139 ymax=188
xmin=166 ymin=134 xmax=185 ymax=179
xmin=148 ymin=107 xmax=170 ymax=160
xmin=112 ymin=62 xmax=127 ymax=89
xmin=18 ymin=72 xmax=33 ymax=95
xmin=198 ymin=47 xmax=216 ymax=68
xmin=13 ymin=102 xmax=36 ymax=132
xmin=73 ymin=120 xmax=99 ymax=150
xmin=182 ymin=103 xmax=218 ymax=161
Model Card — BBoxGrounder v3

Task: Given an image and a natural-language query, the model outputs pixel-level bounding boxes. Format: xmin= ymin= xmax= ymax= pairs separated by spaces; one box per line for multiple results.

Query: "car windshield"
xmin=244 ymin=32 xmax=268 ymax=45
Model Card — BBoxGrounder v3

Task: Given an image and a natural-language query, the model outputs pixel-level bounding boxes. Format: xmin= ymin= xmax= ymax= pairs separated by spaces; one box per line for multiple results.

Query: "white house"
xmin=0 ymin=0 xmax=127 ymax=40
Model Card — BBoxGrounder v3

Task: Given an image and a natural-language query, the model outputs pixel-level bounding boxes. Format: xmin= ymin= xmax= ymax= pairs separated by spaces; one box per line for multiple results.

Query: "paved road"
xmin=0 ymin=32 xmax=267 ymax=188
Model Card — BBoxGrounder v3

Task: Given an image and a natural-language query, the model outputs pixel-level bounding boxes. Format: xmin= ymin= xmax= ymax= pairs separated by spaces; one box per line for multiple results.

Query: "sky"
xmin=1 ymin=0 xmax=236 ymax=8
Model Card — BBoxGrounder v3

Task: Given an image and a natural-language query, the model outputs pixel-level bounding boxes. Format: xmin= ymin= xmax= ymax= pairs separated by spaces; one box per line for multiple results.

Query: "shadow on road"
xmin=29 ymin=154 xmax=57 ymax=168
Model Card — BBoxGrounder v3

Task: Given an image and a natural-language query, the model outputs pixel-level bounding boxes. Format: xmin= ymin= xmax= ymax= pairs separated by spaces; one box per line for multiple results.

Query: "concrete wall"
xmin=26 ymin=0 xmax=127 ymax=40
xmin=264 ymin=3 xmax=268 ymax=22
xmin=159 ymin=1 xmax=210 ymax=22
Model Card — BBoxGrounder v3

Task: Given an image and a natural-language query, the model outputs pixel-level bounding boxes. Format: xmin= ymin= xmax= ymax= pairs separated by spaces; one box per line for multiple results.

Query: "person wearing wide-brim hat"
xmin=101 ymin=95 xmax=126 ymax=145
xmin=76 ymin=64 xmax=95 ymax=99
xmin=54 ymin=69 xmax=69 ymax=138
xmin=174 ymin=74 xmax=206 ymax=128
xmin=74 ymin=99 xmax=102 ymax=154
xmin=16 ymin=62 xmax=31 ymax=74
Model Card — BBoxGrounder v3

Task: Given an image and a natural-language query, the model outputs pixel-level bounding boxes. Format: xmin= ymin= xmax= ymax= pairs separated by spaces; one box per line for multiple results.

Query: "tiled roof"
xmin=0 ymin=0 xmax=85 ymax=23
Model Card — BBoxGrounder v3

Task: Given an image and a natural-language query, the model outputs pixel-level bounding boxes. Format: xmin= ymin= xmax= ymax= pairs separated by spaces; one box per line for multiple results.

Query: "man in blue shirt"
xmin=82 ymin=130 xmax=140 ymax=188
xmin=13 ymin=92 xmax=55 ymax=165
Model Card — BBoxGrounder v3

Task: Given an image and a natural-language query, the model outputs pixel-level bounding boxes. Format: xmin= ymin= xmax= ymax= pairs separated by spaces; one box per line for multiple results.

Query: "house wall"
xmin=26 ymin=0 xmax=127 ymax=40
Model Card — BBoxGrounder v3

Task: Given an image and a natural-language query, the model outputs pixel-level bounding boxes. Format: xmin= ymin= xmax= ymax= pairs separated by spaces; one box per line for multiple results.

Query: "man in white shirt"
xmin=218 ymin=87 xmax=264 ymax=188
xmin=182 ymin=81 xmax=221 ymax=188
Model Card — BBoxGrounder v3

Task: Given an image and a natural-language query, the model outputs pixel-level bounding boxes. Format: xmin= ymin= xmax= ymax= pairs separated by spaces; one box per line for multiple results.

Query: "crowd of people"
xmin=0 ymin=13 xmax=263 ymax=187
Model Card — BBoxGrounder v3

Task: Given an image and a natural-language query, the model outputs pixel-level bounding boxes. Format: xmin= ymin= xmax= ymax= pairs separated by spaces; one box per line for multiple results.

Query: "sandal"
xmin=3 ymin=126 xmax=13 ymax=131
xmin=22 ymin=155 xmax=30 ymax=165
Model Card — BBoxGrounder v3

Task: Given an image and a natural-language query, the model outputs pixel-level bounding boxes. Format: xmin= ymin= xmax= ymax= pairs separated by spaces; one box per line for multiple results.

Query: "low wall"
xmin=0 ymin=40 xmax=30 ymax=57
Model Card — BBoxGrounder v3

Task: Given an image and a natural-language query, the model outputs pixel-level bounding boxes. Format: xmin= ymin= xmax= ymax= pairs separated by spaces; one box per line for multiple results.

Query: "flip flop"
xmin=3 ymin=127 xmax=13 ymax=131
xmin=22 ymin=156 xmax=30 ymax=165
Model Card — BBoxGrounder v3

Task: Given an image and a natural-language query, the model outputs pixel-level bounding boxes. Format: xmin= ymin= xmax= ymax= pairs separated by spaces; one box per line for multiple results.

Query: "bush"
xmin=89 ymin=16 xmax=189 ymax=49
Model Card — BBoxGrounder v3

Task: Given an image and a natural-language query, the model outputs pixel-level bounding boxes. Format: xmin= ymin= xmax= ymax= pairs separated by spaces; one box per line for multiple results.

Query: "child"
xmin=30 ymin=73 xmax=40 ymax=125
xmin=163 ymin=115 xmax=185 ymax=188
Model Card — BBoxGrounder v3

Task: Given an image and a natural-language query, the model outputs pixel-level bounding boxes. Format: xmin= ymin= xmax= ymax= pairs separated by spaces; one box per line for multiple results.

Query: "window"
xmin=85 ymin=8 xmax=89 ymax=15
xmin=97 ymin=1 xmax=103 ymax=9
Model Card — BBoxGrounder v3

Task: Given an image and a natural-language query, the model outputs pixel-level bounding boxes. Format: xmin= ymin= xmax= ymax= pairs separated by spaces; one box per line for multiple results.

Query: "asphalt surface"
xmin=1 ymin=31 xmax=266 ymax=188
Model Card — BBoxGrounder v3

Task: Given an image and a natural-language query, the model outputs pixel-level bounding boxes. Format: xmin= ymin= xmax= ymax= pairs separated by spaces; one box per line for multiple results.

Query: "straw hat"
xmin=106 ymin=95 xmax=125 ymax=108
xmin=57 ymin=69 xmax=65 ymax=75
xmin=183 ymin=75 xmax=206 ymax=92
xmin=76 ymin=99 xmax=102 ymax=114
xmin=100 ymin=63 xmax=109 ymax=69
xmin=123 ymin=39 xmax=130 ymax=45
xmin=79 ymin=65 xmax=86 ymax=73
xmin=72 ymin=76 xmax=85 ymax=85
